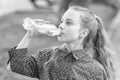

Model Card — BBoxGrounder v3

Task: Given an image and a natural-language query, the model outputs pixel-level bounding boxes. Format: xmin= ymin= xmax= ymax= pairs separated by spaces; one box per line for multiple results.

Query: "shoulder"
xmin=88 ymin=60 xmax=107 ymax=80
xmin=75 ymin=53 xmax=105 ymax=70
xmin=73 ymin=57 xmax=107 ymax=80
xmin=78 ymin=56 xmax=106 ymax=73
xmin=35 ymin=46 xmax=62 ymax=60
xmin=38 ymin=46 xmax=61 ymax=55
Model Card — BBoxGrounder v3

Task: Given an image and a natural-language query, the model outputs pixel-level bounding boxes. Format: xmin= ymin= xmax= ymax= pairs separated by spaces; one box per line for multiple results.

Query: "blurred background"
xmin=0 ymin=0 xmax=120 ymax=80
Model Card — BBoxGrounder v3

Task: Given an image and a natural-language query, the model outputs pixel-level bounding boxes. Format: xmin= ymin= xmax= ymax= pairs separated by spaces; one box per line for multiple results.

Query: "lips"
xmin=58 ymin=31 xmax=64 ymax=36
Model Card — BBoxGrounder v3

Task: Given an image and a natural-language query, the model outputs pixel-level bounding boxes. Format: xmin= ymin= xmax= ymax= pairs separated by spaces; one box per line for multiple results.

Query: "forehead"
xmin=62 ymin=8 xmax=81 ymax=21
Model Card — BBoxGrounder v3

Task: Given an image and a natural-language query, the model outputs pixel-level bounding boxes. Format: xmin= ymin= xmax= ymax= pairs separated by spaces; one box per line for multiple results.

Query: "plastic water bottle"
xmin=23 ymin=17 xmax=61 ymax=36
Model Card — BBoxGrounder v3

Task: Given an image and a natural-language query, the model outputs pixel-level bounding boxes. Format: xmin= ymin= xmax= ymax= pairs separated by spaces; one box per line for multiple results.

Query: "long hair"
xmin=92 ymin=16 xmax=116 ymax=80
xmin=71 ymin=6 xmax=116 ymax=80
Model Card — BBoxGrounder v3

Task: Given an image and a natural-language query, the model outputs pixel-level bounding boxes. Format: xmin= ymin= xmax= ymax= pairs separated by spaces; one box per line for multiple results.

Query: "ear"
xmin=79 ymin=29 xmax=89 ymax=38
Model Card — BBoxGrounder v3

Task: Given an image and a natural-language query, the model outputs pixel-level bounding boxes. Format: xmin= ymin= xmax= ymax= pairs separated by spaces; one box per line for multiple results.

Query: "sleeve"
xmin=36 ymin=48 xmax=54 ymax=62
xmin=34 ymin=48 xmax=54 ymax=68
xmin=71 ymin=63 xmax=107 ymax=80
xmin=7 ymin=46 xmax=39 ymax=78
xmin=89 ymin=66 xmax=107 ymax=80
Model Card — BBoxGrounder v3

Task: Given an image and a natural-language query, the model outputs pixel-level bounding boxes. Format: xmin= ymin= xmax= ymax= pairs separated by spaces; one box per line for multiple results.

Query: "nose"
xmin=59 ymin=24 xmax=65 ymax=30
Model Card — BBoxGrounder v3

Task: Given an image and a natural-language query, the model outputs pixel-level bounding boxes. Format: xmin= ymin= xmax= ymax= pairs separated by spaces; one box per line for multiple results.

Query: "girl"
xmin=7 ymin=6 xmax=116 ymax=80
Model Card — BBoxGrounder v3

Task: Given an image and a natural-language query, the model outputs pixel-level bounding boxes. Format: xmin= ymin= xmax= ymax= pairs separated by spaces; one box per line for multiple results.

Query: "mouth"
xmin=58 ymin=32 xmax=64 ymax=37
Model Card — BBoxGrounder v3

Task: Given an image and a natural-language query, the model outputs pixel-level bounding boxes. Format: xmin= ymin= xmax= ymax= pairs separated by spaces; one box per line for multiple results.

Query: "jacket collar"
xmin=60 ymin=43 xmax=88 ymax=60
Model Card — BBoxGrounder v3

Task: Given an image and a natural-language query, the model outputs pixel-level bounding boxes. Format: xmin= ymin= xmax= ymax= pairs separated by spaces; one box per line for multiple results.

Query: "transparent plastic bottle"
xmin=23 ymin=17 xmax=61 ymax=36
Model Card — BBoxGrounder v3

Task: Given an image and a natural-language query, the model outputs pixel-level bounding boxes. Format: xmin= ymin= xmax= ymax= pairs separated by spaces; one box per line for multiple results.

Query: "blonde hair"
xmin=70 ymin=6 xmax=116 ymax=80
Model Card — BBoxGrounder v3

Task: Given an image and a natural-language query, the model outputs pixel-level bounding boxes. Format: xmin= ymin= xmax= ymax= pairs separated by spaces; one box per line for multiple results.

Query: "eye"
xmin=65 ymin=20 xmax=72 ymax=25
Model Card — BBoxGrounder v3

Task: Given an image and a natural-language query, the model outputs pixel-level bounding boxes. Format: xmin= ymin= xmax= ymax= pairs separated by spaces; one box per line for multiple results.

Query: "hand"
xmin=23 ymin=18 xmax=34 ymax=30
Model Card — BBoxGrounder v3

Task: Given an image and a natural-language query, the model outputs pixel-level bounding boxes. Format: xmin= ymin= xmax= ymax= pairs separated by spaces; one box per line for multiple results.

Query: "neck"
xmin=65 ymin=38 xmax=84 ymax=52
xmin=64 ymin=39 xmax=95 ymax=58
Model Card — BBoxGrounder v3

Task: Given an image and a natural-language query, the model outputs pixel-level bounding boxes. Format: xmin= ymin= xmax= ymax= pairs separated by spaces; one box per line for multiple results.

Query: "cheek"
xmin=68 ymin=28 xmax=80 ymax=39
xmin=70 ymin=32 xmax=79 ymax=40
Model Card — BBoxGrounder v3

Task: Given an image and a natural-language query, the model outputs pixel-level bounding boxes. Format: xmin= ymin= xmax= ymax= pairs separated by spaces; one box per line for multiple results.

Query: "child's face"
xmin=58 ymin=8 xmax=82 ymax=43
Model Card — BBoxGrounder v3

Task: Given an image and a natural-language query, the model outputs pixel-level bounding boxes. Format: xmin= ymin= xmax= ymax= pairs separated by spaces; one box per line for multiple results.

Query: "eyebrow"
xmin=66 ymin=19 xmax=73 ymax=24
xmin=66 ymin=18 xmax=72 ymax=21
xmin=61 ymin=18 xmax=72 ymax=20
xmin=61 ymin=18 xmax=73 ymax=22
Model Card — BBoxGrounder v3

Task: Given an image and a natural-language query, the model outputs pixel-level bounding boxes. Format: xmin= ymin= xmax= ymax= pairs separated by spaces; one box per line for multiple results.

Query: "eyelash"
xmin=66 ymin=21 xmax=72 ymax=25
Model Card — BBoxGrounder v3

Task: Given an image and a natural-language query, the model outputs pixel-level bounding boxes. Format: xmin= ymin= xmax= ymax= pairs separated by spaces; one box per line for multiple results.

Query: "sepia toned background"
xmin=0 ymin=0 xmax=120 ymax=80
